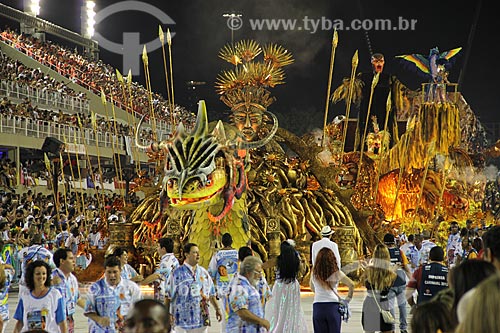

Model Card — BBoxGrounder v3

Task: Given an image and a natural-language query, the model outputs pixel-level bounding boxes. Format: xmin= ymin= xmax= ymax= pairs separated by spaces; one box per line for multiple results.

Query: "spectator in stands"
xmin=1 ymin=28 xmax=195 ymax=128
xmin=65 ymin=227 xmax=80 ymax=256
xmin=87 ymin=224 xmax=100 ymax=249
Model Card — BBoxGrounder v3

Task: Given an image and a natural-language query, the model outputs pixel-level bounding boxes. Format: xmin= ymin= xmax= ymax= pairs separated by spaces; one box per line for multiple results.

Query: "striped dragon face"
xmin=136 ymin=100 xmax=278 ymax=222
xmin=163 ymin=101 xmax=228 ymax=210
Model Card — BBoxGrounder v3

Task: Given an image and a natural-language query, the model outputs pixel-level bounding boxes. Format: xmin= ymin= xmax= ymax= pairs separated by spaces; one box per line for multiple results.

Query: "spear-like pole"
xmin=101 ymin=88 xmax=124 ymax=202
xmin=76 ymin=115 xmax=102 ymax=212
xmin=434 ymin=156 xmax=451 ymax=221
xmin=142 ymin=45 xmax=158 ymax=141
xmin=340 ymin=50 xmax=359 ymax=164
xmin=90 ymin=108 xmax=106 ymax=212
xmin=109 ymin=93 xmax=126 ymax=207
xmin=356 ymin=72 xmax=380 ymax=182
xmin=167 ymin=28 xmax=175 ymax=125
xmin=117 ymin=69 xmax=141 ymax=175
xmin=62 ymin=133 xmax=81 ymax=216
xmin=44 ymin=152 xmax=61 ymax=224
xmin=373 ymin=91 xmax=392 ymax=204
xmin=159 ymin=26 xmax=174 ymax=126
xmin=58 ymin=152 xmax=70 ymax=213
xmin=321 ymin=29 xmax=339 ymax=147
xmin=71 ymin=130 xmax=86 ymax=213
xmin=390 ymin=130 xmax=413 ymax=221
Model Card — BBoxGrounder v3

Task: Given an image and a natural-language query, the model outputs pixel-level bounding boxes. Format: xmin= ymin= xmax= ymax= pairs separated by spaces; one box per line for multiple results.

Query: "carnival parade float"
xmin=123 ymin=36 xmax=495 ymax=282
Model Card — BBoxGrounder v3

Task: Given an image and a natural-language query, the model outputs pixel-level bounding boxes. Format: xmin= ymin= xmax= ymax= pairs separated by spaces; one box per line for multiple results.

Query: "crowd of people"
xmin=0 ymin=36 xmax=190 ymax=193
xmin=0 ymin=95 xmax=156 ymax=142
xmin=0 ymin=189 xmax=500 ymax=333
xmin=0 ymin=21 xmax=499 ymax=333
xmin=0 ymin=28 xmax=196 ymax=129
xmin=351 ymin=220 xmax=500 ymax=333
xmin=0 ymin=47 xmax=159 ymax=141
xmin=0 ymin=185 xmax=147 ymax=332
xmin=0 ymin=48 xmax=86 ymax=102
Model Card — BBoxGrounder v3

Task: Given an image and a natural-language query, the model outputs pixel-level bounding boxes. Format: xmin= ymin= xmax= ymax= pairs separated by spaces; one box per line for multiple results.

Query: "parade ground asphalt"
xmin=4 ymin=285 xmax=413 ymax=332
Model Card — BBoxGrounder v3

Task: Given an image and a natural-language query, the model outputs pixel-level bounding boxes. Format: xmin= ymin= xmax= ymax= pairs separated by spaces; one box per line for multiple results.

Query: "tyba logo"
xmin=94 ymin=1 xmax=175 ymax=75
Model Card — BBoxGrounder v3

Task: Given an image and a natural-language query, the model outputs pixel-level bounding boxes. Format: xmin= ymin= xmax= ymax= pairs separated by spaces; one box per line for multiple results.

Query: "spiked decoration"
xmin=164 ymin=101 xmax=223 ymax=203
xmin=366 ymin=116 xmax=391 ymax=156
xmin=159 ymin=101 xmax=247 ymax=225
xmin=220 ymin=85 xmax=275 ymax=112
xmin=219 ymin=40 xmax=262 ymax=65
xmin=219 ymin=44 xmax=241 ymax=66
xmin=263 ymin=43 xmax=294 ymax=68
xmin=216 ymin=62 xmax=286 ymax=95
xmin=216 ymin=39 xmax=293 ymax=111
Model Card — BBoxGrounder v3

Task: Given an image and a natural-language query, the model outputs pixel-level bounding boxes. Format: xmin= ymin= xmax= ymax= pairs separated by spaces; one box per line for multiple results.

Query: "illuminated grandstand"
xmin=0 ymin=2 xmax=193 ymax=194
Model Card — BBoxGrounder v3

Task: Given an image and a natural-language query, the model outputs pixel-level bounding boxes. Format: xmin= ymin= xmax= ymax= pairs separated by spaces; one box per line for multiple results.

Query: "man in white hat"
xmin=311 ymin=225 xmax=341 ymax=269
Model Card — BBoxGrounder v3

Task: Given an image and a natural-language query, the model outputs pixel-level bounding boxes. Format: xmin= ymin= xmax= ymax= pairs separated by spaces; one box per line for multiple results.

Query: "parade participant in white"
xmin=140 ymin=237 xmax=179 ymax=302
xmin=13 ymin=260 xmax=67 ymax=333
xmin=84 ymin=256 xmax=142 ymax=333
xmin=311 ymin=226 xmax=341 ymax=269
xmin=52 ymin=249 xmax=86 ymax=333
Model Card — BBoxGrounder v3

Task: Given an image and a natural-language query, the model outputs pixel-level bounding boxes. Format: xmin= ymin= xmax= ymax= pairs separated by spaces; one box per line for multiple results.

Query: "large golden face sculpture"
xmin=216 ymin=40 xmax=293 ymax=142
xmin=232 ymin=105 xmax=264 ymax=142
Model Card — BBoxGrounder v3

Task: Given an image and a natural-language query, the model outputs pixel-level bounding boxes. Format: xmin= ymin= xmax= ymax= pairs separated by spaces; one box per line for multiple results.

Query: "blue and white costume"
xmin=155 ymin=253 xmax=179 ymax=302
xmin=227 ymin=274 xmax=266 ymax=333
xmin=84 ymin=277 xmax=142 ymax=333
xmin=166 ymin=263 xmax=216 ymax=331
xmin=52 ymin=268 xmax=79 ymax=332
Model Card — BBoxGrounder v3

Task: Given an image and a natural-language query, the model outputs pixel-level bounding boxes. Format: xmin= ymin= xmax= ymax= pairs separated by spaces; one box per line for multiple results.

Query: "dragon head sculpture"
xmin=135 ymin=100 xmax=278 ymax=222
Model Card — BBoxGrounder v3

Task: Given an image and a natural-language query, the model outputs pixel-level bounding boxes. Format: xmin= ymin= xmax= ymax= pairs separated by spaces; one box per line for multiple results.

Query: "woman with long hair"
xmin=362 ymin=244 xmax=397 ymax=333
xmin=311 ymin=247 xmax=354 ymax=333
xmin=456 ymin=274 xmax=500 ymax=333
xmin=450 ymin=259 xmax=496 ymax=325
xmin=264 ymin=240 xmax=308 ymax=332
xmin=411 ymin=301 xmax=454 ymax=333
xmin=13 ymin=260 xmax=67 ymax=333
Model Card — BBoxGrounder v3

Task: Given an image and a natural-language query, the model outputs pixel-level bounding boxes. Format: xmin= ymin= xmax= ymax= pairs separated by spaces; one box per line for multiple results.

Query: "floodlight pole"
xmin=223 ymin=12 xmax=242 ymax=46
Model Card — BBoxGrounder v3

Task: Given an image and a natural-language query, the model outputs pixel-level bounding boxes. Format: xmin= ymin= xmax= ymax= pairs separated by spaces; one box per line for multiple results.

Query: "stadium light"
xmin=82 ymin=1 xmax=96 ymax=38
xmin=29 ymin=0 xmax=40 ymax=16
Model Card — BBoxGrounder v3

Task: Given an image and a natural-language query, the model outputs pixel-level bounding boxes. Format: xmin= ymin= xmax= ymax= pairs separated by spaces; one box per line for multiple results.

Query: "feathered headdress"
xmin=216 ymin=40 xmax=294 ymax=110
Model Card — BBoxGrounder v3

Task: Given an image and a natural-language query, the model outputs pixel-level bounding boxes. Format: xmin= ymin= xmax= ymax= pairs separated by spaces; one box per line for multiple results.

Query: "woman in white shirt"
xmin=310 ymin=247 xmax=354 ymax=333
xmin=13 ymin=260 xmax=67 ymax=333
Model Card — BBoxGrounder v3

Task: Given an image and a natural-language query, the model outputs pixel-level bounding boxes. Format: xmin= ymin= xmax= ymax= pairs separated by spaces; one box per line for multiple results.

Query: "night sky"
xmin=3 ymin=0 xmax=499 ymax=137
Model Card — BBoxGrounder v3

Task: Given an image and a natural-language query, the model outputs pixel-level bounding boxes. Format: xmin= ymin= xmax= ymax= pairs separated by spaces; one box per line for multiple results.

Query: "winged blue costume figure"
xmin=396 ymin=47 xmax=462 ymax=102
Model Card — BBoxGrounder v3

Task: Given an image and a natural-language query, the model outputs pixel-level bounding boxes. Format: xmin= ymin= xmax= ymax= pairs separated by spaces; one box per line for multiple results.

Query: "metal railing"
xmin=420 ymin=82 xmax=459 ymax=104
xmin=0 ymin=113 xmax=167 ymax=151
xmin=0 ymin=80 xmax=90 ymax=113
xmin=0 ymin=33 xmax=173 ymax=133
